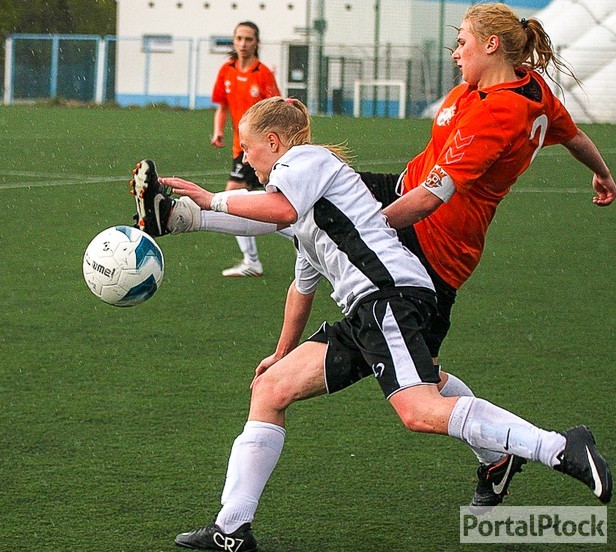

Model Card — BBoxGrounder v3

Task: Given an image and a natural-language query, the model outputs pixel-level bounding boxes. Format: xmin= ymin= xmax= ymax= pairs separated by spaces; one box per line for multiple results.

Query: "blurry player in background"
xmin=210 ymin=21 xmax=280 ymax=277
xmin=133 ymin=21 xmax=282 ymax=276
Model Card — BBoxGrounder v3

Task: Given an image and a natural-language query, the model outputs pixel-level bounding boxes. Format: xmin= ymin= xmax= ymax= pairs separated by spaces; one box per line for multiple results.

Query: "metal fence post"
xmin=95 ymin=37 xmax=107 ymax=104
xmin=188 ymin=37 xmax=196 ymax=110
xmin=4 ymin=36 xmax=13 ymax=104
xmin=50 ymin=35 xmax=60 ymax=99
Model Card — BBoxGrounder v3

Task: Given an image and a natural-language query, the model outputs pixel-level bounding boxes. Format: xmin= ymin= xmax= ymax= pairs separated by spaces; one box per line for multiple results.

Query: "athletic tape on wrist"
xmin=210 ymin=193 xmax=229 ymax=213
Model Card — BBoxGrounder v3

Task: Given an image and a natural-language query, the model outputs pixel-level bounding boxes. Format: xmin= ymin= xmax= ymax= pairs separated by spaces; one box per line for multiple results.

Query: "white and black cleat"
xmin=129 ymin=159 xmax=173 ymax=237
xmin=554 ymin=425 xmax=612 ymax=504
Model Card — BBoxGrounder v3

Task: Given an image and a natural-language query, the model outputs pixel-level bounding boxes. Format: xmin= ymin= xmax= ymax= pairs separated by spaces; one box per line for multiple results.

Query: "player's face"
xmin=239 ymin=121 xmax=281 ymax=184
xmin=452 ymin=21 xmax=491 ymax=86
xmin=234 ymin=26 xmax=259 ymax=61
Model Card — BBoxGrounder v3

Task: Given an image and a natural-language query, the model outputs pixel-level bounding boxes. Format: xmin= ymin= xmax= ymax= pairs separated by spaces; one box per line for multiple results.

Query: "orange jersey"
xmin=212 ymin=59 xmax=280 ymax=157
xmin=403 ymin=70 xmax=578 ymax=289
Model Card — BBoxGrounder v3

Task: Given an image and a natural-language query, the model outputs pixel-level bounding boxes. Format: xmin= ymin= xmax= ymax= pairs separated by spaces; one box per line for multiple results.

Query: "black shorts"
xmin=360 ymin=171 xmax=458 ymax=357
xmin=230 ymin=153 xmax=261 ymax=190
xmin=307 ymin=290 xmax=439 ymax=399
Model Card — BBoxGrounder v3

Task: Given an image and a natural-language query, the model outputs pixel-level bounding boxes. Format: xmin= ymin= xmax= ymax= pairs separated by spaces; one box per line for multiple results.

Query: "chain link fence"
xmin=3 ymin=1 xmax=616 ymax=122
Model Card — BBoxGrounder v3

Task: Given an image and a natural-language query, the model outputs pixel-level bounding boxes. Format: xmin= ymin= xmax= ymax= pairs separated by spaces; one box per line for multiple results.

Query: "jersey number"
xmin=529 ymin=114 xmax=548 ymax=163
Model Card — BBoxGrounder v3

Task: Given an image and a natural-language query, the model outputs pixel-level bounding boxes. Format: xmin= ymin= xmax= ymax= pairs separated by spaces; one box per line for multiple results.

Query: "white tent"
xmin=534 ymin=0 xmax=616 ymax=122
xmin=423 ymin=0 xmax=616 ymax=123
xmin=533 ymin=0 xmax=614 ymax=47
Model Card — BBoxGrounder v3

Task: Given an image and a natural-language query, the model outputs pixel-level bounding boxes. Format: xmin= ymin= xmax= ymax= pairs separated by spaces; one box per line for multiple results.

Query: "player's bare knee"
xmin=397 ymin=409 xmax=436 ymax=433
xmin=251 ymin=374 xmax=293 ymax=410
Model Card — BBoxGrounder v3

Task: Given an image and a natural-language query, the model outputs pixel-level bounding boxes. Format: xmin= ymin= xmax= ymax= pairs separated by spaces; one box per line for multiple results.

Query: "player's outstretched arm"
xmin=590 ymin=172 xmax=616 ymax=206
xmin=252 ymin=282 xmax=315 ymax=384
xmin=162 ymin=176 xmax=298 ymax=224
xmin=563 ymin=128 xmax=616 ymax=207
xmin=382 ymin=185 xmax=444 ymax=229
xmin=160 ymin=177 xmax=214 ymax=208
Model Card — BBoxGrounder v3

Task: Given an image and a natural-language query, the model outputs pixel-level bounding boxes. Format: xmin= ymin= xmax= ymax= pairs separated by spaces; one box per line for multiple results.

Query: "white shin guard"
xmin=216 ymin=421 xmax=286 ymax=533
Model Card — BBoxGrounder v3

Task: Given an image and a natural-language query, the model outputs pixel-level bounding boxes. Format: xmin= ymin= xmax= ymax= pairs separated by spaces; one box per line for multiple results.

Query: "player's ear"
xmin=485 ymin=34 xmax=499 ymax=54
xmin=267 ymin=132 xmax=280 ymax=152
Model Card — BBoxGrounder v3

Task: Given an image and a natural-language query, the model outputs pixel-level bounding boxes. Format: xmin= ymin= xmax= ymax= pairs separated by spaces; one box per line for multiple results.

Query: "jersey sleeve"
xmin=294 ymin=252 xmax=322 ymax=295
xmin=543 ymin=94 xmax=578 ymax=146
xmin=261 ymin=66 xmax=281 ymax=98
xmin=267 ymin=147 xmax=336 ymax=218
xmin=211 ymin=64 xmax=229 ymax=105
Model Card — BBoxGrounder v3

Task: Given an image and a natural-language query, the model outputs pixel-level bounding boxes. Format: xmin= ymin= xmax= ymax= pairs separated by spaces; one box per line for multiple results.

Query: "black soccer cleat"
xmin=554 ymin=425 xmax=612 ymax=504
xmin=175 ymin=522 xmax=257 ymax=551
xmin=130 ymin=159 xmax=173 ymax=237
xmin=470 ymin=454 xmax=527 ymax=511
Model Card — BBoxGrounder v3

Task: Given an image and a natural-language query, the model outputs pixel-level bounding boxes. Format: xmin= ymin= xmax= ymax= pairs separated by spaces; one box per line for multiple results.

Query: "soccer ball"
xmin=83 ymin=225 xmax=164 ymax=307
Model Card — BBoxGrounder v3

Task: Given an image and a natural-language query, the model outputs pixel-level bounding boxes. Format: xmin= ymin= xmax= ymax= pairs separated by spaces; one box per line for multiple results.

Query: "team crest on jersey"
xmin=224 ymin=79 xmax=232 ymax=94
xmin=424 ymin=165 xmax=449 ymax=189
xmin=250 ymin=84 xmax=260 ymax=98
xmin=436 ymin=104 xmax=456 ymax=126
xmin=422 ymin=163 xmax=455 ymax=201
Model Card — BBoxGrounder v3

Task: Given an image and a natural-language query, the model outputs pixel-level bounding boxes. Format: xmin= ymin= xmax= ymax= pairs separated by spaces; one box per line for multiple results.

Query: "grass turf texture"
xmin=0 ymin=105 xmax=614 ymax=551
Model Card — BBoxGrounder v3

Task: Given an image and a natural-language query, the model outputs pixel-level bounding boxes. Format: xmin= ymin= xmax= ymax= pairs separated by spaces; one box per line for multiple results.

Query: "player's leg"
xmin=424 ymin=274 xmax=527 ymax=507
xmin=223 ymin=177 xmax=261 ymax=275
xmin=389 ymin=380 xmax=612 ymax=504
xmin=366 ymin=295 xmax=611 ymax=504
xmin=438 ymin=363 xmax=528 ymax=509
xmin=179 ymin=315 xmax=394 ymax=546
xmin=221 ymin=157 xmax=263 ymax=277
xmin=175 ymin=341 xmax=328 ymax=550
xmin=131 ymin=158 xmax=205 ymax=237
xmin=165 ymin=194 xmax=295 ymax=239
xmin=446 ymin=395 xmax=612 ymax=503
xmin=130 ymin=159 xmax=293 ymax=240
xmin=308 ymin=294 xmax=519 ymax=506
xmin=392 ymin=222 xmax=526 ymax=507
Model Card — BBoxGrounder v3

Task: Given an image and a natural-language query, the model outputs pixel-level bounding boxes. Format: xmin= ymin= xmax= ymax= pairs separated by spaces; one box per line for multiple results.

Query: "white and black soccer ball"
xmin=83 ymin=225 xmax=164 ymax=307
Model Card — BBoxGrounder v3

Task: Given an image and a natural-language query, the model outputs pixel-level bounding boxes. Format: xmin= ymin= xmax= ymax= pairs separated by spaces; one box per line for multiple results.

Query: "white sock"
xmin=448 ymin=396 xmax=566 ymax=467
xmin=198 ymin=210 xmax=280 ymax=236
xmin=440 ymin=373 xmax=504 ymax=465
xmin=236 ymin=236 xmax=259 ymax=264
xmin=216 ymin=421 xmax=286 ymax=533
xmin=168 ymin=196 xmax=201 ymax=234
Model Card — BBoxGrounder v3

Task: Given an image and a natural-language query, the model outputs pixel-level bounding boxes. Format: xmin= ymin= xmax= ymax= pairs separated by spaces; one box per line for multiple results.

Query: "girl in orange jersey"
xmin=360 ymin=1 xmax=615 ymax=508
xmin=211 ymin=21 xmax=281 ymax=277
xmin=366 ymin=3 xmax=614 ymax=358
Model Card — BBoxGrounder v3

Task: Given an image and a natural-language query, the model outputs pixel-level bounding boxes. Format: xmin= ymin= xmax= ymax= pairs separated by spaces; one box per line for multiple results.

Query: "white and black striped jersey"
xmin=265 ymin=145 xmax=434 ymax=315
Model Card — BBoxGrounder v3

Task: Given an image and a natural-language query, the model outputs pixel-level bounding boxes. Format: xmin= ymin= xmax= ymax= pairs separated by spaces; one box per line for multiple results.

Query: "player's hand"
xmin=251 ymin=353 xmax=282 ymax=388
xmin=592 ymin=173 xmax=616 ymax=206
xmin=211 ymin=134 xmax=225 ymax=148
xmin=159 ymin=177 xmax=214 ymax=209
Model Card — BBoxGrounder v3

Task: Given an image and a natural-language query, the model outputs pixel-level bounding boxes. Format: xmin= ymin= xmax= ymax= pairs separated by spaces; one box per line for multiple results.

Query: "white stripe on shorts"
xmin=381 ymin=303 xmax=422 ymax=394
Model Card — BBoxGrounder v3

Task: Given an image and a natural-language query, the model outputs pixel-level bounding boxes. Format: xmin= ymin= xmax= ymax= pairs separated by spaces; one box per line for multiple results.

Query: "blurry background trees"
xmin=0 ymin=0 xmax=117 ymax=96
xmin=0 ymin=0 xmax=116 ymax=36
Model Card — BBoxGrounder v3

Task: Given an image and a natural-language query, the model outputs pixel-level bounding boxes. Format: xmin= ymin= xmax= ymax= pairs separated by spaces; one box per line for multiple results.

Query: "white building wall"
xmin=115 ymin=0 xmax=309 ymax=107
xmin=114 ymin=0 xmax=550 ymax=111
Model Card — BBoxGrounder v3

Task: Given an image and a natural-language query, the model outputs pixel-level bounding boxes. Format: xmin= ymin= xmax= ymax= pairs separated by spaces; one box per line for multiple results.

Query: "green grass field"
xmin=0 ymin=105 xmax=614 ymax=551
